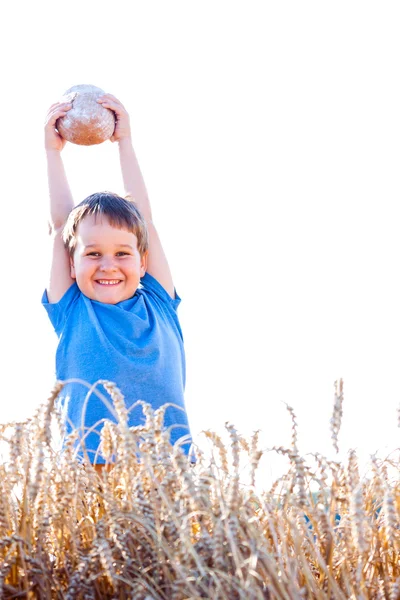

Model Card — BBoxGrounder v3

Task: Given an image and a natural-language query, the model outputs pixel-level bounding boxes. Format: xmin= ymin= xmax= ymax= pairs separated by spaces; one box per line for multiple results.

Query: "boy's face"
xmin=70 ymin=214 xmax=147 ymax=304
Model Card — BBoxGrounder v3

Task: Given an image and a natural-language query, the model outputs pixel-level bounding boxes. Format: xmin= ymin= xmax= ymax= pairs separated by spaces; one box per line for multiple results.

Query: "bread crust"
xmin=56 ymin=84 xmax=115 ymax=146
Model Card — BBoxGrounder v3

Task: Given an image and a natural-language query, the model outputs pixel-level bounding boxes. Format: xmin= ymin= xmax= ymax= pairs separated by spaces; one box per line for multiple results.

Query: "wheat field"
xmin=0 ymin=379 xmax=398 ymax=599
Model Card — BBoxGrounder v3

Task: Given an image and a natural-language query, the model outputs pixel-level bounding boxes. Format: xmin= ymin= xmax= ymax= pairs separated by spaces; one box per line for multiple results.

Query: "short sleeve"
xmin=140 ymin=272 xmax=181 ymax=311
xmin=42 ymin=283 xmax=80 ymax=335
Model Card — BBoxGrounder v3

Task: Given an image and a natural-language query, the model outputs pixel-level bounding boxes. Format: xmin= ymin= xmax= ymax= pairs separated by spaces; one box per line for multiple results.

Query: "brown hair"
xmin=62 ymin=192 xmax=149 ymax=257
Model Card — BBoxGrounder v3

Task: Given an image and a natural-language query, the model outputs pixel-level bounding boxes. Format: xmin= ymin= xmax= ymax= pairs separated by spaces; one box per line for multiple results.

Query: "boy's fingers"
xmin=100 ymin=102 xmax=124 ymax=114
xmin=97 ymin=94 xmax=125 ymax=109
xmin=48 ymin=101 xmax=72 ymax=111
xmin=100 ymin=102 xmax=128 ymax=118
xmin=97 ymin=97 xmax=119 ymax=106
xmin=99 ymin=93 xmax=120 ymax=102
xmin=45 ymin=107 xmax=71 ymax=126
xmin=46 ymin=103 xmax=72 ymax=120
xmin=48 ymin=110 xmax=71 ymax=123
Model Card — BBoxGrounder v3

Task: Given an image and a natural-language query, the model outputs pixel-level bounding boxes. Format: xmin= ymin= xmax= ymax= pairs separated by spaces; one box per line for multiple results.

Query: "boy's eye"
xmin=85 ymin=251 xmax=130 ymax=257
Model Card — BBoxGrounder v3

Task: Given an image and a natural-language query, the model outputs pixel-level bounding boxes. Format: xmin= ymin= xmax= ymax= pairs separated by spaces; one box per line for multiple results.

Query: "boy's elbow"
xmin=48 ymin=220 xmax=65 ymax=237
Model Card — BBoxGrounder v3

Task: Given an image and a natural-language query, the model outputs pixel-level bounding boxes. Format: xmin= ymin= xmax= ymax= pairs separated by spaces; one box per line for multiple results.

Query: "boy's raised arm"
xmin=98 ymin=94 xmax=176 ymax=299
xmin=44 ymin=102 xmax=75 ymax=302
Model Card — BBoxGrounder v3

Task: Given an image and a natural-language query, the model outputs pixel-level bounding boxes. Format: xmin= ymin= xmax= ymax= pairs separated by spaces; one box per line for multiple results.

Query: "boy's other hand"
xmin=97 ymin=94 xmax=131 ymax=143
xmin=44 ymin=102 xmax=72 ymax=152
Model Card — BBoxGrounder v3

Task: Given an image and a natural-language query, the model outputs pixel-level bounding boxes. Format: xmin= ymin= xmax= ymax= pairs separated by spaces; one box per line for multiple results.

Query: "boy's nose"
xmin=99 ymin=258 xmax=117 ymax=271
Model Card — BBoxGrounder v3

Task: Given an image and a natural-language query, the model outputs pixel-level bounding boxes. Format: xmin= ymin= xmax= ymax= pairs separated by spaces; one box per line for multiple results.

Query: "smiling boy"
xmin=43 ymin=94 xmax=191 ymax=463
xmin=63 ymin=203 xmax=148 ymax=304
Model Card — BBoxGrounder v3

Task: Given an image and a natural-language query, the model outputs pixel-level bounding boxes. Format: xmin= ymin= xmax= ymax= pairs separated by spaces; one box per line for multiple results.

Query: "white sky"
xmin=1 ymin=2 xmax=399 ymax=481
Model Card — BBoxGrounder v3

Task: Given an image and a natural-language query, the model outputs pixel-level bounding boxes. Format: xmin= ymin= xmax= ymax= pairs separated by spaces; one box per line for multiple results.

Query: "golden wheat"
xmin=0 ymin=378 xmax=398 ymax=598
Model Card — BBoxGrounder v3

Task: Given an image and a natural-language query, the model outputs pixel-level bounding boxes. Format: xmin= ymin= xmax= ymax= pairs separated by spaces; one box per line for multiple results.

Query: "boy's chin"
xmin=82 ymin=283 xmax=137 ymax=303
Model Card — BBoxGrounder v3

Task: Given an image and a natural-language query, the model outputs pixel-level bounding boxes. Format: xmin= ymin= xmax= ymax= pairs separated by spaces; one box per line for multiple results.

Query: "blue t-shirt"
xmin=42 ymin=273 xmax=191 ymax=462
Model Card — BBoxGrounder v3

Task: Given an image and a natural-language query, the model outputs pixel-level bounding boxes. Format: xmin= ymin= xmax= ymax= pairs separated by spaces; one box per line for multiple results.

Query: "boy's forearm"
xmin=46 ymin=150 xmax=74 ymax=230
xmin=118 ymin=138 xmax=153 ymax=222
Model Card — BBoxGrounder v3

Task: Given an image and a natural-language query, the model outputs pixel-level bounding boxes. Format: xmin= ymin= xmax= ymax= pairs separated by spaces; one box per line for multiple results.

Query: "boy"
xmin=43 ymin=93 xmax=192 ymax=464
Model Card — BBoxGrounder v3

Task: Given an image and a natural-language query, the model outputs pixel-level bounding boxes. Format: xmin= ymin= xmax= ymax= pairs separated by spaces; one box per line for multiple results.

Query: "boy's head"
xmin=63 ymin=192 xmax=149 ymax=304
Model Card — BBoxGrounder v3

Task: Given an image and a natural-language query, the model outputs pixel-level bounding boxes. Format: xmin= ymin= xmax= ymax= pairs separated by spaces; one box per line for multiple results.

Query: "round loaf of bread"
xmin=56 ymin=84 xmax=115 ymax=146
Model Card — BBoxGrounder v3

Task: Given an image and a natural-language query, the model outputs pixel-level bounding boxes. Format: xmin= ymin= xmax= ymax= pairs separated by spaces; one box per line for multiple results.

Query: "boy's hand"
xmin=44 ymin=102 xmax=72 ymax=152
xmin=97 ymin=94 xmax=131 ymax=143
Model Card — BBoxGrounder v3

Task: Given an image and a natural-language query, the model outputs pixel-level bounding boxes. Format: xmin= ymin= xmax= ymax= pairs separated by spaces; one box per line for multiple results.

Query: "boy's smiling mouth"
xmin=95 ymin=279 xmax=122 ymax=285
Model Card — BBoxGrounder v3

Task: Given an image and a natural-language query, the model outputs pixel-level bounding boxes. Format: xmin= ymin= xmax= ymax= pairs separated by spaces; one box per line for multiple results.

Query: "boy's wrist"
xmin=45 ymin=147 xmax=63 ymax=156
xmin=117 ymin=136 xmax=133 ymax=150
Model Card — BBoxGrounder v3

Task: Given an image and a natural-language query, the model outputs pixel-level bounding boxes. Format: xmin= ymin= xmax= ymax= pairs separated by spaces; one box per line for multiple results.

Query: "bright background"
xmin=1 ymin=2 xmax=399 ymax=483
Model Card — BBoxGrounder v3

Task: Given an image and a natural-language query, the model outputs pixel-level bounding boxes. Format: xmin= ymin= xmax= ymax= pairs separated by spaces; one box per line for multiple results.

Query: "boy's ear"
xmin=140 ymin=251 xmax=148 ymax=276
xmin=70 ymin=256 xmax=76 ymax=279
